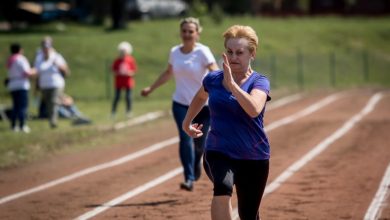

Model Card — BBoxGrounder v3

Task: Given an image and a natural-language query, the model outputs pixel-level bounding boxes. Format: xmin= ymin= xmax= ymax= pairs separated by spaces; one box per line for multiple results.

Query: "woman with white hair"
xmin=111 ymin=41 xmax=137 ymax=118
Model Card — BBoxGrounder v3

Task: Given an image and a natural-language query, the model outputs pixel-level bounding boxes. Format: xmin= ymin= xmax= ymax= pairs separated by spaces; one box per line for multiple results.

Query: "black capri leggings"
xmin=203 ymin=150 xmax=269 ymax=220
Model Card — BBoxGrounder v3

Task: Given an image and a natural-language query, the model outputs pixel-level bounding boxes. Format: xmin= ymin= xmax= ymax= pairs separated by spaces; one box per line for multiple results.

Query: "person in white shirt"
xmin=34 ymin=36 xmax=70 ymax=128
xmin=141 ymin=17 xmax=219 ymax=191
xmin=6 ymin=43 xmax=36 ymax=133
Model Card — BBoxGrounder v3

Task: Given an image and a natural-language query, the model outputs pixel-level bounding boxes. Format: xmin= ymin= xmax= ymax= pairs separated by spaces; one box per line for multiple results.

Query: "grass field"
xmin=0 ymin=16 xmax=389 ymax=168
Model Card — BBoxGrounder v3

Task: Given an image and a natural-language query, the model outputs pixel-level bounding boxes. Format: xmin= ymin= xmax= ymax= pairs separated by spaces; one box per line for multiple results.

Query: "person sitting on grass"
xmin=38 ymin=93 xmax=91 ymax=125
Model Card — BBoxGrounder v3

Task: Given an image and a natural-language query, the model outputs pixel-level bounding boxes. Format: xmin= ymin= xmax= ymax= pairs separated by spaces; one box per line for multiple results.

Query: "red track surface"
xmin=1 ymin=88 xmax=389 ymax=220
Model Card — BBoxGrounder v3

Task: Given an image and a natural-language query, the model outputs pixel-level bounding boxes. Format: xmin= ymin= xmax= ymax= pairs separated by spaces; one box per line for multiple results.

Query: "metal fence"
xmin=3 ymin=49 xmax=385 ymax=100
xmin=253 ymin=49 xmax=390 ymax=90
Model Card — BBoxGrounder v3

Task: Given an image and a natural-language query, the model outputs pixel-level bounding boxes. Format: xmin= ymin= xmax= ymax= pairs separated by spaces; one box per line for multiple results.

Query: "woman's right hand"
xmin=222 ymin=53 xmax=234 ymax=91
xmin=183 ymin=123 xmax=204 ymax=138
xmin=140 ymin=87 xmax=152 ymax=97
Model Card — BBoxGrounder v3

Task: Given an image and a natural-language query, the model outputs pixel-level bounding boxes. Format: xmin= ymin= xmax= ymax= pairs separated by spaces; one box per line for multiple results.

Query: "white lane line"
xmin=267 ymin=93 xmax=302 ymax=111
xmin=232 ymin=92 xmax=383 ymax=220
xmin=0 ymin=94 xmax=302 ymax=205
xmin=0 ymin=137 xmax=179 ymax=205
xmin=265 ymin=93 xmax=341 ymax=132
xmin=75 ymin=167 xmax=183 ymax=220
xmin=264 ymin=93 xmax=382 ymax=195
xmin=75 ymin=93 xmax=342 ymax=219
xmin=113 ymin=111 xmax=166 ymax=130
xmin=364 ymin=163 xmax=390 ymax=220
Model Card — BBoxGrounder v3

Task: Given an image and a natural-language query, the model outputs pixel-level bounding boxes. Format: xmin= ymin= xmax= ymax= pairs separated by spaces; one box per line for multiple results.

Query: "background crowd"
xmin=4 ymin=36 xmax=97 ymax=132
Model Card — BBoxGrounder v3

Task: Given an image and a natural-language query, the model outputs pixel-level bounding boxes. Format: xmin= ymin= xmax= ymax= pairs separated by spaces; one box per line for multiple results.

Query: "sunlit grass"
xmin=0 ymin=16 xmax=389 ymax=168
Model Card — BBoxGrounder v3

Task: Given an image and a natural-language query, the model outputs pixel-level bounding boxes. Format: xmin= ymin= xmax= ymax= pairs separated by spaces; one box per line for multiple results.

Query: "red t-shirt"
xmin=112 ymin=55 xmax=137 ymax=89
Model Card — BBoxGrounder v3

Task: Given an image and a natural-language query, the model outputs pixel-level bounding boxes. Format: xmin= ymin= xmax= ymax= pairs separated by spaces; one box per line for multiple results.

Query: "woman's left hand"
xmin=184 ymin=123 xmax=204 ymax=138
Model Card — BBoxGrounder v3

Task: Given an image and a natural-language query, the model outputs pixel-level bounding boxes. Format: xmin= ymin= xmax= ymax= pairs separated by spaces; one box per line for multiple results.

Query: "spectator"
xmin=34 ymin=36 xmax=70 ymax=128
xmin=111 ymin=41 xmax=138 ymax=118
xmin=141 ymin=17 xmax=219 ymax=191
xmin=6 ymin=43 xmax=37 ymax=133
xmin=38 ymin=93 xmax=92 ymax=125
xmin=182 ymin=25 xmax=271 ymax=219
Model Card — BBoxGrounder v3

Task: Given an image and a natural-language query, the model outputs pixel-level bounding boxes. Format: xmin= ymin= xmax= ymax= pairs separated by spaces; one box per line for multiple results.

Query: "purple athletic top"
xmin=203 ymin=70 xmax=271 ymax=160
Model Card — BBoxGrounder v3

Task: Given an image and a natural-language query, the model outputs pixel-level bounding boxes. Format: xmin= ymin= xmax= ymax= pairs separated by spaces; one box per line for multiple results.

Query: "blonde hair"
xmin=223 ymin=25 xmax=259 ymax=53
xmin=180 ymin=17 xmax=202 ymax=33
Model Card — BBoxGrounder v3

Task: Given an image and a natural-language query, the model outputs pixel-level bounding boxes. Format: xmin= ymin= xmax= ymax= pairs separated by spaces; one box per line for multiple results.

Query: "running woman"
xmin=141 ymin=17 xmax=219 ymax=191
xmin=183 ymin=25 xmax=271 ymax=219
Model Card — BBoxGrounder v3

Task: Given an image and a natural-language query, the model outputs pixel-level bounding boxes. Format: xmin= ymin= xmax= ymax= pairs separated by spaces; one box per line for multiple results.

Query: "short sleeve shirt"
xmin=169 ymin=43 xmax=216 ymax=106
xmin=7 ymin=54 xmax=32 ymax=91
xmin=112 ymin=55 xmax=138 ymax=89
xmin=203 ymin=70 xmax=271 ymax=160
xmin=34 ymin=50 xmax=67 ymax=89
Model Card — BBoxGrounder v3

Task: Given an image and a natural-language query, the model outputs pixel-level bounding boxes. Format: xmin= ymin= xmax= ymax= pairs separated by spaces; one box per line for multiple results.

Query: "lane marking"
xmin=0 ymin=93 xmax=301 ymax=205
xmin=113 ymin=111 xmax=166 ymax=130
xmin=267 ymin=93 xmax=302 ymax=111
xmin=265 ymin=93 xmax=341 ymax=132
xmin=232 ymin=92 xmax=383 ymax=220
xmin=0 ymin=137 xmax=179 ymax=205
xmin=74 ymin=93 xmax=342 ymax=219
xmin=75 ymin=167 xmax=183 ymax=220
xmin=364 ymin=163 xmax=390 ymax=220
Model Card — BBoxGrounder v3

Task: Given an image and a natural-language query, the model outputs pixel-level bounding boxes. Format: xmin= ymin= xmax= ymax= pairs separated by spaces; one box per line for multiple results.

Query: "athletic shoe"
xmin=21 ymin=125 xmax=31 ymax=133
xmin=12 ymin=126 xmax=20 ymax=132
xmin=180 ymin=180 xmax=193 ymax=191
xmin=126 ymin=112 xmax=133 ymax=118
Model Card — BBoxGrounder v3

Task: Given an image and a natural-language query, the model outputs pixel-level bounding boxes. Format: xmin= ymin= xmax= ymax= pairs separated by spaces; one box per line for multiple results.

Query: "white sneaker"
xmin=12 ymin=126 xmax=20 ymax=132
xmin=21 ymin=125 xmax=31 ymax=133
xmin=110 ymin=113 xmax=116 ymax=120
xmin=126 ymin=112 xmax=133 ymax=118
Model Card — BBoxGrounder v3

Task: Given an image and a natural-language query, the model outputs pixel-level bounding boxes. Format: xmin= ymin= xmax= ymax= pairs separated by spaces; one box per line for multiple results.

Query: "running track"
xmin=0 ymin=88 xmax=389 ymax=220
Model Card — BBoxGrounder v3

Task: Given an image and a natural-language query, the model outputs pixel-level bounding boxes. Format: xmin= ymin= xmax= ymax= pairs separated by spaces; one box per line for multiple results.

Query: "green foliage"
xmin=189 ymin=0 xmax=208 ymax=18
xmin=210 ymin=3 xmax=225 ymax=25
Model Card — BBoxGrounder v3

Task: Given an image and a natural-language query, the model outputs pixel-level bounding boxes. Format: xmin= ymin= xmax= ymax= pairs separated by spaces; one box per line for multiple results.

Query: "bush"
xmin=210 ymin=3 xmax=224 ymax=25
xmin=189 ymin=0 xmax=208 ymax=18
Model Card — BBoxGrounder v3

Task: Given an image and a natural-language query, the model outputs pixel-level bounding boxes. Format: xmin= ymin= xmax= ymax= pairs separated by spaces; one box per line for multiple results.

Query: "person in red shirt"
xmin=111 ymin=41 xmax=137 ymax=118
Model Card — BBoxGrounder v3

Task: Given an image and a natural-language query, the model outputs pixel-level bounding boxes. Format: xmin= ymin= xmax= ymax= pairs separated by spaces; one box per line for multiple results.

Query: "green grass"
xmin=0 ymin=16 xmax=389 ymax=168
